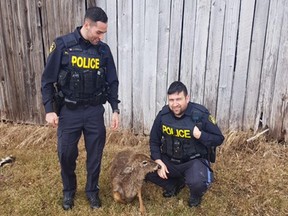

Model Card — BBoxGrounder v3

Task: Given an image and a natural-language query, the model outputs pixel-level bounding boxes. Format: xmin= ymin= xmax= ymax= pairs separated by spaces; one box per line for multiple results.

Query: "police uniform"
xmin=41 ymin=27 xmax=120 ymax=198
xmin=147 ymin=102 xmax=224 ymax=199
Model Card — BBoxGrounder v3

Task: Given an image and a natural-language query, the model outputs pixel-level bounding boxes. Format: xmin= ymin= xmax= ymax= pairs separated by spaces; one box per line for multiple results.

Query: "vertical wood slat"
xmin=269 ymin=0 xmax=288 ymax=141
xmin=190 ymin=0 xmax=210 ymax=105
xmin=229 ymin=0 xmax=256 ymax=130
xmin=132 ymin=1 xmax=145 ymax=133
xmin=1 ymin=0 xmax=25 ymax=122
xmin=155 ymin=0 xmax=172 ymax=113
xmin=180 ymin=0 xmax=197 ymax=93
xmin=258 ymin=0 xmax=284 ymax=129
xmin=204 ymin=0 xmax=225 ymax=118
xmin=117 ymin=0 xmax=133 ymax=129
xmin=216 ymin=0 xmax=241 ymax=130
xmin=166 ymin=0 xmax=184 ymax=85
xmin=142 ymin=0 xmax=160 ymax=134
xmin=243 ymin=0 xmax=270 ymax=131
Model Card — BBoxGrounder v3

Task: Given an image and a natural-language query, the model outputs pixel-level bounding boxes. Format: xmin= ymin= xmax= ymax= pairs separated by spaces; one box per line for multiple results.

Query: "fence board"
xmin=270 ymin=0 xmax=288 ymax=141
xmin=259 ymin=0 xmax=284 ymax=129
xmin=204 ymin=0 xmax=225 ymax=117
xmin=167 ymin=0 xmax=184 ymax=85
xmin=243 ymin=0 xmax=270 ymax=131
xmin=131 ymin=1 xmax=145 ymax=133
xmin=155 ymin=0 xmax=172 ymax=113
xmin=142 ymin=0 xmax=160 ymax=134
xmin=117 ymin=0 xmax=133 ymax=129
xmin=190 ymin=0 xmax=210 ymax=105
xmin=0 ymin=1 xmax=10 ymax=120
xmin=229 ymin=0 xmax=256 ymax=130
xmin=180 ymin=0 xmax=197 ymax=92
xmin=216 ymin=0 xmax=241 ymax=130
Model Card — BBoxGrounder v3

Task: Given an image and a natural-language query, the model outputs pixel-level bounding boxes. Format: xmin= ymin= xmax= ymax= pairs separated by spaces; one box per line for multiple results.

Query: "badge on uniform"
xmin=208 ymin=115 xmax=216 ymax=124
xmin=49 ymin=42 xmax=56 ymax=54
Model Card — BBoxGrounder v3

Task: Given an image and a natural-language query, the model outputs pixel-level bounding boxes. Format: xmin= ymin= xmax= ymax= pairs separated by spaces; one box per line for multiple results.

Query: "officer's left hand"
xmin=111 ymin=112 xmax=119 ymax=130
xmin=193 ymin=125 xmax=201 ymax=139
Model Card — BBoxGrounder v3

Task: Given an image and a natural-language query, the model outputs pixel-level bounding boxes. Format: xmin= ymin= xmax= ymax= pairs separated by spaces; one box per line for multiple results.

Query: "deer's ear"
xmin=123 ymin=166 xmax=133 ymax=174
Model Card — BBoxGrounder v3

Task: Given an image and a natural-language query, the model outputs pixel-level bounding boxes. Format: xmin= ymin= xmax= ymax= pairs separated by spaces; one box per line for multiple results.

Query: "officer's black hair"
xmin=84 ymin=7 xmax=108 ymax=23
xmin=167 ymin=81 xmax=188 ymax=96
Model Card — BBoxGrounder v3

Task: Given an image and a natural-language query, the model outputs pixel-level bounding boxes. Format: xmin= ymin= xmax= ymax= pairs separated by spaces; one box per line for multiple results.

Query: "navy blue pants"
xmin=57 ymin=104 xmax=106 ymax=197
xmin=146 ymin=155 xmax=213 ymax=198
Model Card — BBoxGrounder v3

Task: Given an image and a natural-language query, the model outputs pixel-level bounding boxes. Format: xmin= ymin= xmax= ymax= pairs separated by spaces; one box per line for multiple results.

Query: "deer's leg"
xmin=137 ymin=188 xmax=146 ymax=215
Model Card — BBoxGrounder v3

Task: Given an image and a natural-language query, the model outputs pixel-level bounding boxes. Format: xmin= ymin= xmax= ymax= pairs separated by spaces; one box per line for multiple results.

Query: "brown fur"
xmin=110 ymin=149 xmax=160 ymax=215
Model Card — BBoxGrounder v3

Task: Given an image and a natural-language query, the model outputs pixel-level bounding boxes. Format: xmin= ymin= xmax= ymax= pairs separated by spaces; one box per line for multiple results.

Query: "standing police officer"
xmin=146 ymin=81 xmax=224 ymax=207
xmin=41 ymin=7 xmax=120 ymax=210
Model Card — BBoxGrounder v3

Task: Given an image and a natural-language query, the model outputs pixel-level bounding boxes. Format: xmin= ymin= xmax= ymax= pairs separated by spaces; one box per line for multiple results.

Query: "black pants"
xmin=146 ymin=155 xmax=213 ymax=198
xmin=57 ymin=104 xmax=106 ymax=197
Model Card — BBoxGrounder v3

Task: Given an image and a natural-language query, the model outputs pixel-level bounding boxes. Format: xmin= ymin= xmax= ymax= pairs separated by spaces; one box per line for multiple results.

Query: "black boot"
xmin=87 ymin=193 xmax=101 ymax=209
xmin=163 ymin=182 xmax=185 ymax=198
xmin=62 ymin=195 xmax=74 ymax=210
xmin=188 ymin=196 xmax=202 ymax=207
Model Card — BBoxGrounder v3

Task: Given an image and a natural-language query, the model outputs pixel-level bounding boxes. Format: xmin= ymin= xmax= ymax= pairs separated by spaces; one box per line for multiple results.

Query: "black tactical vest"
xmin=58 ymin=33 xmax=107 ymax=104
xmin=160 ymin=105 xmax=208 ymax=162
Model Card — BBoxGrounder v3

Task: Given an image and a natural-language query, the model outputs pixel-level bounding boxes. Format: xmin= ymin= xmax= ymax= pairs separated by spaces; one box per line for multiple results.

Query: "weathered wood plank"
xmin=180 ymin=0 xmax=197 ymax=92
xmin=142 ymin=0 xmax=160 ymax=134
xmin=131 ymin=1 xmax=145 ymax=133
xmin=216 ymin=0 xmax=241 ymax=130
xmin=117 ymin=0 xmax=133 ymax=129
xmin=204 ymin=0 xmax=225 ymax=117
xmin=269 ymin=0 xmax=288 ymax=141
xmin=258 ymin=0 xmax=284 ymax=129
xmin=229 ymin=0 xmax=256 ymax=130
xmin=155 ymin=0 xmax=172 ymax=113
xmin=190 ymin=0 xmax=210 ymax=105
xmin=243 ymin=0 xmax=270 ymax=131
xmin=166 ymin=0 xmax=184 ymax=85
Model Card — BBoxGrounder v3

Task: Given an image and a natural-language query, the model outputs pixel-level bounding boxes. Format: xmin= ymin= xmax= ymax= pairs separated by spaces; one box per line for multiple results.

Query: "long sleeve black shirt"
xmin=149 ymin=102 xmax=225 ymax=160
xmin=41 ymin=27 xmax=119 ymax=113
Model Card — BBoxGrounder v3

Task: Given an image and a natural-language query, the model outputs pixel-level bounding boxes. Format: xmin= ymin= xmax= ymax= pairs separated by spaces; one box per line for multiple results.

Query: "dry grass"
xmin=0 ymin=123 xmax=287 ymax=216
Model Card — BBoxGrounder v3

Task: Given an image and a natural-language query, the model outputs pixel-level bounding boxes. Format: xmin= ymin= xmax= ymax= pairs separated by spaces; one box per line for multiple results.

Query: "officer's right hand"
xmin=155 ymin=159 xmax=169 ymax=179
xmin=45 ymin=112 xmax=59 ymax=128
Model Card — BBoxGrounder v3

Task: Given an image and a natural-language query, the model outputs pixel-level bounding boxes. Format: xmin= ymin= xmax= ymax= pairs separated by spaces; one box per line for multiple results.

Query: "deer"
xmin=110 ymin=149 xmax=161 ymax=215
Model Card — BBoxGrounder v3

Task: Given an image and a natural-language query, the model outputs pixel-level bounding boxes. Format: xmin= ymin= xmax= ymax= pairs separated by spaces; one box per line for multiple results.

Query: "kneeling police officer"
xmin=146 ymin=81 xmax=224 ymax=207
xmin=41 ymin=7 xmax=120 ymax=210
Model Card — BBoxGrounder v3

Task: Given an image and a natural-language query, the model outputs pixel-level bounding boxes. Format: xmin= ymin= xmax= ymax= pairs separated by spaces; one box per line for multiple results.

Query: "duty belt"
xmin=64 ymin=97 xmax=101 ymax=109
xmin=168 ymin=153 xmax=201 ymax=164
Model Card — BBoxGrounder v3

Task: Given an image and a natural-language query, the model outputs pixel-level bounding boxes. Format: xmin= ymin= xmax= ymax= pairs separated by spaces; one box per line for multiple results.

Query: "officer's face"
xmin=167 ymin=91 xmax=189 ymax=117
xmin=85 ymin=21 xmax=107 ymax=45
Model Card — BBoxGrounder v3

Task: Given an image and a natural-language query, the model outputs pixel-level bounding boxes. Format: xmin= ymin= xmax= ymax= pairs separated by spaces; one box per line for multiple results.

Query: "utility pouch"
xmin=52 ymin=83 xmax=64 ymax=115
xmin=58 ymin=69 xmax=70 ymax=87
xmin=208 ymin=147 xmax=216 ymax=163
xmin=96 ymin=68 xmax=106 ymax=88
xmin=173 ymin=139 xmax=183 ymax=159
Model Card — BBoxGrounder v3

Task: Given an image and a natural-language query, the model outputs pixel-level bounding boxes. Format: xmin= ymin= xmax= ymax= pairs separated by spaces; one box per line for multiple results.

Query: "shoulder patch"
xmin=208 ymin=115 xmax=217 ymax=124
xmin=49 ymin=42 xmax=56 ymax=54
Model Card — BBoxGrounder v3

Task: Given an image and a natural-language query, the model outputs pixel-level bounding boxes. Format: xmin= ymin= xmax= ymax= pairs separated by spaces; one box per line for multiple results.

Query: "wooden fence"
xmin=0 ymin=0 xmax=287 ymax=141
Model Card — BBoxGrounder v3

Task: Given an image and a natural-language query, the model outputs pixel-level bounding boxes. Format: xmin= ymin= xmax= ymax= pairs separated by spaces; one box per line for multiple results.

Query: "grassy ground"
xmin=0 ymin=123 xmax=287 ymax=216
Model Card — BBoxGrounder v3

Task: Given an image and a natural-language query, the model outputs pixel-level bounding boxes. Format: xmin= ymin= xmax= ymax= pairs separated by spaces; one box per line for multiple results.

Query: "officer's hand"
xmin=111 ymin=112 xmax=119 ymax=130
xmin=155 ymin=159 xmax=169 ymax=179
xmin=45 ymin=112 xmax=59 ymax=128
xmin=193 ymin=125 xmax=201 ymax=139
